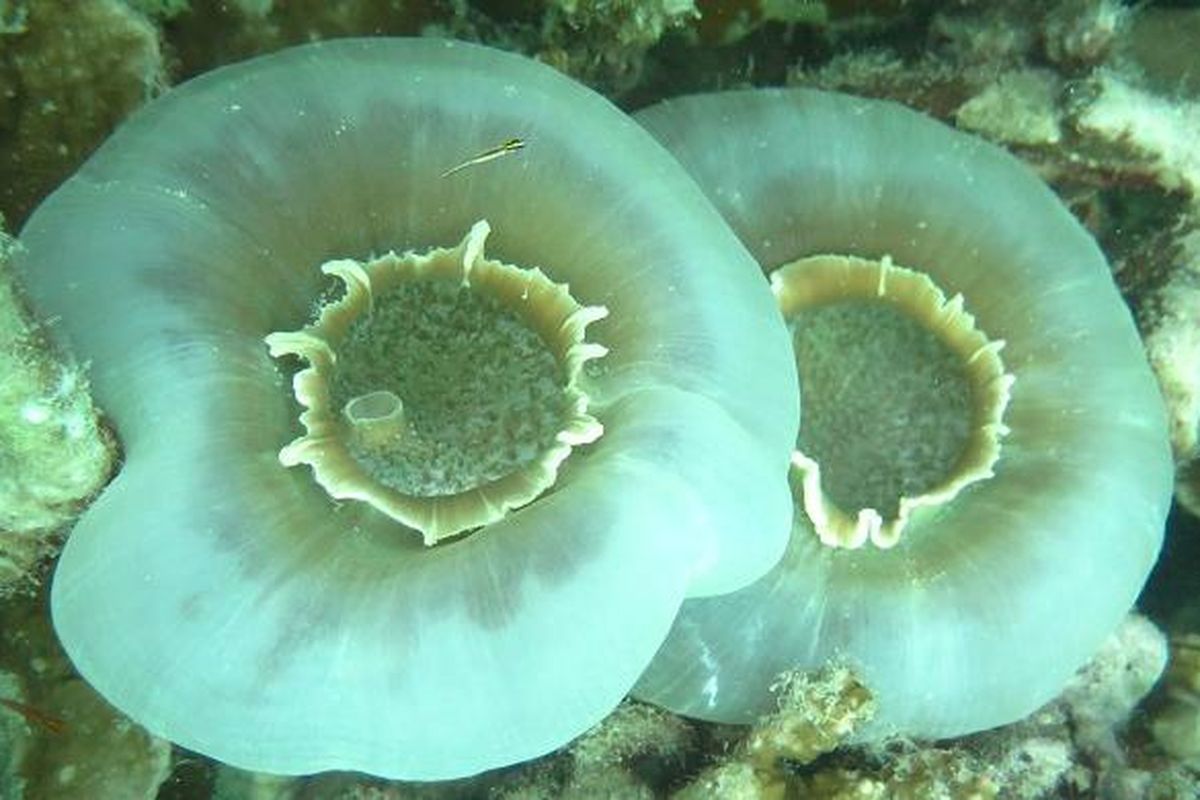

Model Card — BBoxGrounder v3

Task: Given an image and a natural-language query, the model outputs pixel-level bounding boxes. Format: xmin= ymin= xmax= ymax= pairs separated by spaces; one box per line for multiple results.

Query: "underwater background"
xmin=3 ymin=0 xmax=1200 ymax=797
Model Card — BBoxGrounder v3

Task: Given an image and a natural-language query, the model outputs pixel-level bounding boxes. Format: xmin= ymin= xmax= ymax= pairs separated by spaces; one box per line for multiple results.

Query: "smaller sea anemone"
xmin=774 ymin=252 xmax=1013 ymax=551
xmin=633 ymin=88 xmax=1173 ymax=740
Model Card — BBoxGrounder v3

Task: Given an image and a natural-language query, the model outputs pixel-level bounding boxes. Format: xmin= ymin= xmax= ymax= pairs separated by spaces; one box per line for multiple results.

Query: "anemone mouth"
xmin=772 ymin=254 xmax=1015 ymax=550
xmin=265 ymin=219 xmax=609 ymax=546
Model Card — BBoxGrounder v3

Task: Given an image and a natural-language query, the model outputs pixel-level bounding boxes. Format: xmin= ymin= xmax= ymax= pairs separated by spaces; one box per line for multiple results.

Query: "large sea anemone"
xmin=14 ymin=40 xmax=799 ymax=779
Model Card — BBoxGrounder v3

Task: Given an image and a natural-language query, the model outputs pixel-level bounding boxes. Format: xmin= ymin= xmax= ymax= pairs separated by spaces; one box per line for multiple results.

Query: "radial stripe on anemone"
xmin=631 ymin=88 xmax=1173 ymax=740
xmin=13 ymin=40 xmax=799 ymax=779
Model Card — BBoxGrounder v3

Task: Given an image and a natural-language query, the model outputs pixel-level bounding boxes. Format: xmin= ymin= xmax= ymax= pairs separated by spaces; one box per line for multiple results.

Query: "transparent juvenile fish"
xmin=440 ymin=138 xmax=526 ymax=178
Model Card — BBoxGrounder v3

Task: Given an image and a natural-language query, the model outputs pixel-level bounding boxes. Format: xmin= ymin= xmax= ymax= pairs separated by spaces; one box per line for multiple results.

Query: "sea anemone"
xmin=632 ymin=88 xmax=1173 ymax=739
xmin=14 ymin=40 xmax=799 ymax=779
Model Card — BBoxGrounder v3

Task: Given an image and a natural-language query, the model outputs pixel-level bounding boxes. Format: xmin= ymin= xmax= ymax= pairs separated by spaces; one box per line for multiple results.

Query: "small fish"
xmin=440 ymin=138 xmax=526 ymax=178
xmin=0 ymin=697 xmax=68 ymax=735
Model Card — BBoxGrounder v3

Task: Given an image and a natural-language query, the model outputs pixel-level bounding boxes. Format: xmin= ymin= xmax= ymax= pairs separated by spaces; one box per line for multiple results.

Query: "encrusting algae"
xmin=0 ymin=221 xmax=113 ymax=596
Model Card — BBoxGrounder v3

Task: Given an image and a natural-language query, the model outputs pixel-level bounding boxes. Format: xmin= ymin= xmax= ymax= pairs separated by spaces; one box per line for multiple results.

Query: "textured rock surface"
xmin=0 ymin=592 xmax=170 ymax=800
xmin=0 ymin=223 xmax=113 ymax=596
xmin=0 ymin=0 xmax=163 ymax=226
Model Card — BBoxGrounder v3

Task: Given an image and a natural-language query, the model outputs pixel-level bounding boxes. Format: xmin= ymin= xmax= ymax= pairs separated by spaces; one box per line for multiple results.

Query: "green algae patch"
xmin=0 ymin=0 xmax=163 ymax=227
xmin=0 ymin=226 xmax=114 ymax=595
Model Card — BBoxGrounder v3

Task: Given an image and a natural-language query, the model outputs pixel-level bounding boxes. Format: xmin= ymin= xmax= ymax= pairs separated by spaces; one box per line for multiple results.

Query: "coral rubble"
xmin=675 ymin=665 xmax=875 ymax=799
xmin=786 ymin=614 xmax=1171 ymax=799
xmin=1151 ymin=632 xmax=1200 ymax=770
xmin=1073 ymin=73 xmax=1200 ymax=519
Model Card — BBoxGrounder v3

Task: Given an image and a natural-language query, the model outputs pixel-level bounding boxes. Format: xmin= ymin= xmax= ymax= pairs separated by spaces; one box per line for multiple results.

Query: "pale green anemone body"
xmin=632 ymin=89 xmax=1173 ymax=739
xmin=14 ymin=41 xmax=800 ymax=779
